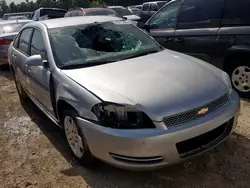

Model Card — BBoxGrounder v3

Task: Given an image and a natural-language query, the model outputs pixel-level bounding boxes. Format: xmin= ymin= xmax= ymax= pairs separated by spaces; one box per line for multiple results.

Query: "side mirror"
xmin=122 ymin=16 xmax=128 ymax=20
xmin=25 ymin=55 xmax=43 ymax=66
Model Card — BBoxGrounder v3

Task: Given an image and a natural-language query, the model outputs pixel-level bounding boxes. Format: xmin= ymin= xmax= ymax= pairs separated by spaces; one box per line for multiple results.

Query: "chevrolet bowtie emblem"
xmin=198 ymin=107 xmax=209 ymax=115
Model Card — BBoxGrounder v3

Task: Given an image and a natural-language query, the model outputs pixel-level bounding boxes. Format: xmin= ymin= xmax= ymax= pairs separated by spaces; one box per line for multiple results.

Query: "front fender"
xmin=53 ymin=70 xmax=101 ymax=120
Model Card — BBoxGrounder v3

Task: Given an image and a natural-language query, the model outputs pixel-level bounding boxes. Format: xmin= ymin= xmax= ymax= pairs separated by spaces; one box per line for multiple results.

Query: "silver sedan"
xmin=8 ymin=16 xmax=240 ymax=170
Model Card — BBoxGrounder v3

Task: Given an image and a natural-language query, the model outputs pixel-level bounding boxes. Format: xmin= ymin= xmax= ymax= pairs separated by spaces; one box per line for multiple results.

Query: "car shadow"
xmin=21 ymin=100 xmax=250 ymax=188
xmin=0 ymin=65 xmax=13 ymax=80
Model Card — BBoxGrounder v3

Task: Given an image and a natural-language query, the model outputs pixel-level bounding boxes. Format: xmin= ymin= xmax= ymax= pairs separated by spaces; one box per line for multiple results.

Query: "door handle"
xmin=12 ymin=55 xmax=17 ymax=61
xmin=164 ymin=37 xmax=173 ymax=42
xmin=175 ymin=37 xmax=184 ymax=43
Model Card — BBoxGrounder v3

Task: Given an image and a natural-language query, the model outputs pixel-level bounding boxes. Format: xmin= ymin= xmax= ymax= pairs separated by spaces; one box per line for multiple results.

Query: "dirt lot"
xmin=0 ymin=67 xmax=250 ymax=188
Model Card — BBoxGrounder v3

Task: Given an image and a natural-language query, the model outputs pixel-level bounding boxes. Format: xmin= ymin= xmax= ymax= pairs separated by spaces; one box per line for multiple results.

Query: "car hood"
xmin=123 ymin=14 xmax=141 ymax=21
xmin=61 ymin=50 xmax=229 ymax=121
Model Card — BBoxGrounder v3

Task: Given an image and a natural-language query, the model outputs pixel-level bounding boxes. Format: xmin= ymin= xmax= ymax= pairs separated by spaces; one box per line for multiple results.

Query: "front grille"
xmin=176 ymin=117 xmax=234 ymax=158
xmin=163 ymin=94 xmax=230 ymax=127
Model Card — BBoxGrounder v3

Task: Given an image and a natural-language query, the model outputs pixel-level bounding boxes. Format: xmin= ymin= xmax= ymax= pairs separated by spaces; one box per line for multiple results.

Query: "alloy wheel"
xmin=231 ymin=66 xmax=250 ymax=92
xmin=64 ymin=116 xmax=84 ymax=158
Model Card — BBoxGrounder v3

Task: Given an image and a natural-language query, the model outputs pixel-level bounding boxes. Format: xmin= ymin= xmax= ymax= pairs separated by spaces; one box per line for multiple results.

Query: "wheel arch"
xmin=56 ymin=99 xmax=79 ymax=123
xmin=223 ymin=45 xmax=250 ymax=72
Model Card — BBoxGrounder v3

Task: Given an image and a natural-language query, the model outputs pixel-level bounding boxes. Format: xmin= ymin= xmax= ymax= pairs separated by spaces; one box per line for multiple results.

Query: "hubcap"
xmin=232 ymin=66 xmax=250 ymax=92
xmin=64 ymin=116 xmax=84 ymax=158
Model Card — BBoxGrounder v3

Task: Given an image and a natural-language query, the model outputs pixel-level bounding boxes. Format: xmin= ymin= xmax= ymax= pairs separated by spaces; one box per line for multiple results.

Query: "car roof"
xmin=0 ymin=19 xmax=32 ymax=25
xmin=143 ymin=1 xmax=167 ymax=4
xmin=36 ymin=7 xmax=67 ymax=11
xmin=108 ymin=6 xmax=126 ymax=9
xmin=68 ymin=8 xmax=113 ymax=12
xmin=27 ymin=16 xmax=123 ymax=29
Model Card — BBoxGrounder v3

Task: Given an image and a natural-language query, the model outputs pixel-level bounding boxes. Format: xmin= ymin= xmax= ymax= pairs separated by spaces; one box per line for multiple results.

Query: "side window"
xmin=177 ymin=0 xmax=225 ymax=29
xmin=222 ymin=0 xmax=250 ymax=27
xmin=149 ymin=0 xmax=182 ymax=29
xmin=13 ymin=33 xmax=20 ymax=48
xmin=18 ymin=28 xmax=33 ymax=55
xmin=78 ymin=12 xmax=84 ymax=16
xmin=71 ymin=12 xmax=79 ymax=17
xmin=150 ymin=3 xmax=158 ymax=12
xmin=142 ymin=4 xmax=150 ymax=11
xmin=30 ymin=29 xmax=47 ymax=60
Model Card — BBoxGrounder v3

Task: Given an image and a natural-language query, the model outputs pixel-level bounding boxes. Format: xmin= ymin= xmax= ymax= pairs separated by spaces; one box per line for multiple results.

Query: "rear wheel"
xmin=62 ymin=110 xmax=94 ymax=165
xmin=226 ymin=57 xmax=250 ymax=98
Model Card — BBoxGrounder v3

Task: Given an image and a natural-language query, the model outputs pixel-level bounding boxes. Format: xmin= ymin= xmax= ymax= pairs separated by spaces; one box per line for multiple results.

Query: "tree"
xmin=9 ymin=2 xmax=17 ymax=13
xmin=0 ymin=0 xmax=9 ymax=16
xmin=89 ymin=0 xmax=105 ymax=7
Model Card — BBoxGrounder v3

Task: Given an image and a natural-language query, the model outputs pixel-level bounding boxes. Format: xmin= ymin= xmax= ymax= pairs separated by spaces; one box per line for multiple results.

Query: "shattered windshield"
xmin=49 ymin=21 xmax=162 ymax=69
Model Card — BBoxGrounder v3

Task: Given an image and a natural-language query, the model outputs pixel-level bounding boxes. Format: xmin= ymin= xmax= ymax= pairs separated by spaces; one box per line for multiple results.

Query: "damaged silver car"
xmin=8 ymin=16 xmax=240 ymax=170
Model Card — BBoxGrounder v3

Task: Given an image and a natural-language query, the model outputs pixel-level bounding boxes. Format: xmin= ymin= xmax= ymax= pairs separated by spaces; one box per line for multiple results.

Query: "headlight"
xmin=222 ymin=72 xmax=232 ymax=94
xmin=91 ymin=103 xmax=155 ymax=129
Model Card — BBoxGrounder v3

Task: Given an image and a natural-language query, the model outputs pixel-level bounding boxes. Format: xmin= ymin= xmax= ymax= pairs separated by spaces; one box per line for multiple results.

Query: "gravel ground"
xmin=0 ymin=67 xmax=250 ymax=188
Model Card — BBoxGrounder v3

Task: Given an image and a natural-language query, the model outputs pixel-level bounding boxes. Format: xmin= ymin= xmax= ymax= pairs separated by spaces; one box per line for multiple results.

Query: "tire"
xmin=12 ymin=71 xmax=29 ymax=101
xmin=62 ymin=110 xmax=94 ymax=165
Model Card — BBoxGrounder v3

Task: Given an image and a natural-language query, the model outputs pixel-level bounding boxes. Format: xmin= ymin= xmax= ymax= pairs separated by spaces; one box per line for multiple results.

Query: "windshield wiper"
xmin=59 ymin=59 xmax=117 ymax=70
xmin=118 ymin=49 xmax=160 ymax=61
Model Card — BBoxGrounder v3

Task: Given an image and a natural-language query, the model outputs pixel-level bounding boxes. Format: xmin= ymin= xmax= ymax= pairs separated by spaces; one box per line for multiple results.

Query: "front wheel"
xmin=229 ymin=64 xmax=250 ymax=98
xmin=62 ymin=110 xmax=94 ymax=165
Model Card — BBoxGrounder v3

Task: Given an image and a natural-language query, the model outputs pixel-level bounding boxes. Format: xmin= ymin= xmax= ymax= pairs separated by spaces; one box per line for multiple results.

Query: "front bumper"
xmin=77 ymin=90 xmax=240 ymax=170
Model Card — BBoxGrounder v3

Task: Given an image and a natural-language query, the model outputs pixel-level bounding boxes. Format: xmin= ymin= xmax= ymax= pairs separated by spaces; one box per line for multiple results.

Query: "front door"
xmin=27 ymin=29 xmax=54 ymax=115
xmin=146 ymin=0 xmax=182 ymax=50
xmin=173 ymin=0 xmax=225 ymax=63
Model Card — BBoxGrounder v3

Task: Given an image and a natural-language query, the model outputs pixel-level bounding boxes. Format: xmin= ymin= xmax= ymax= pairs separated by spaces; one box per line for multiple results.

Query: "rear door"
xmin=173 ymin=0 xmax=225 ymax=63
xmin=214 ymin=0 xmax=250 ymax=68
xmin=149 ymin=3 xmax=158 ymax=18
xmin=12 ymin=28 xmax=33 ymax=93
xmin=146 ymin=0 xmax=182 ymax=50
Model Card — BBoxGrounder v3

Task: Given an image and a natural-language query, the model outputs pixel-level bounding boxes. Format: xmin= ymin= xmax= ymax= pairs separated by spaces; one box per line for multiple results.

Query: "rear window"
xmin=85 ymin=9 xmax=119 ymax=17
xmin=40 ymin=9 xmax=67 ymax=20
xmin=0 ymin=22 xmax=28 ymax=35
xmin=142 ymin=4 xmax=150 ymax=11
xmin=157 ymin=2 xmax=167 ymax=9
xmin=111 ymin=8 xmax=133 ymax=16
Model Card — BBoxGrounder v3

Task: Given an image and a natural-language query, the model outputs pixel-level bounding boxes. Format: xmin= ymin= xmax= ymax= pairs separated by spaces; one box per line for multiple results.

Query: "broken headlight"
xmin=91 ymin=103 xmax=155 ymax=129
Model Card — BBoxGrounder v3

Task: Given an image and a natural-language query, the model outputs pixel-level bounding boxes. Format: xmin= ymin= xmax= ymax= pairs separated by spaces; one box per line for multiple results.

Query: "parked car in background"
xmin=0 ymin=20 xmax=32 ymax=65
xmin=8 ymin=16 xmax=240 ymax=170
xmin=127 ymin=7 xmax=141 ymax=16
xmin=3 ymin=12 xmax=33 ymax=20
xmin=65 ymin=8 xmax=119 ymax=17
xmin=134 ymin=5 xmax=142 ymax=10
xmin=138 ymin=0 xmax=250 ymax=97
xmin=8 ymin=16 xmax=29 ymax=20
xmin=140 ymin=1 xmax=168 ymax=23
xmin=108 ymin=6 xmax=141 ymax=21
xmin=32 ymin=8 xmax=67 ymax=21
